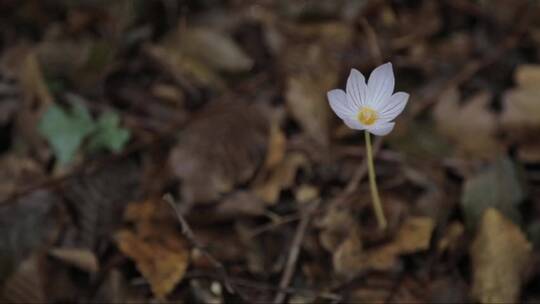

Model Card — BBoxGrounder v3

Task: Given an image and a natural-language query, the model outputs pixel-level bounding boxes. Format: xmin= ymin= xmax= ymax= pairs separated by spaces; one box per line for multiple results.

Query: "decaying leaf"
xmin=501 ymin=64 xmax=540 ymax=158
xmin=116 ymin=229 xmax=189 ymax=300
xmin=282 ymin=22 xmax=351 ymax=145
xmin=0 ymin=154 xmax=44 ymax=201
xmin=332 ymin=224 xmax=364 ymax=277
xmin=437 ymin=221 xmax=465 ymax=253
xmin=461 ymin=156 xmax=525 ymax=229
xmin=215 ymin=191 xmax=267 ymax=218
xmin=169 ymin=101 xmax=269 ymax=205
xmin=116 ymin=199 xmax=190 ymax=300
xmin=49 ymin=248 xmax=99 ymax=273
xmin=63 ymin=160 xmax=140 ymax=249
xmin=285 ymin=74 xmax=332 ymax=145
xmin=0 ymin=190 xmax=61 ymax=281
xmin=316 ymin=203 xmax=358 ymax=252
xmin=471 ymin=208 xmax=532 ymax=303
xmin=332 ymin=216 xmax=434 ymax=278
xmin=434 ymin=88 xmax=500 ymax=159
xmin=253 ymin=152 xmax=308 ymax=205
xmin=147 ymin=26 xmax=253 ymax=89
xmin=1 ymin=254 xmax=46 ymax=304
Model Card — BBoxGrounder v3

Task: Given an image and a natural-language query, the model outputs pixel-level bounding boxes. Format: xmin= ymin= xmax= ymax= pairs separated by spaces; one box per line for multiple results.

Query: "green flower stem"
xmin=364 ymin=130 xmax=387 ymax=230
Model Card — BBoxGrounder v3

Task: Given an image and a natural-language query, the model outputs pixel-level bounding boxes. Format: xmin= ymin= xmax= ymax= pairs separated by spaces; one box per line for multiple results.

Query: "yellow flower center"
xmin=357 ymin=107 xmax=378 ymax=125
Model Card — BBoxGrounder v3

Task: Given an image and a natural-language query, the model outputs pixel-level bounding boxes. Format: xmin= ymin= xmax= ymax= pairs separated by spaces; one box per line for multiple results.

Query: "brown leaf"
xmin=332 ymin=216 xmax=434 ymax=278
xmin=0 ymin=154 xmax=44 ymax=201
xmin=49 ymin=248 xmax=99 ymax=273
xmin=434 ymin=88 xmax=500 ymax=159
xmin=0 ymin=190 xmax=62 ymax=281
xmin=1 ymin=254 xmax=46 ymax=304
xmin=285 ymin=74 xmax=332 ymax=145
xmin=332 ymin=225 xmax=364 ymax=277
xmin=215 ymin=190 xmax=267 ymax=217
xmin=116 ymin=199 xmax=190 ymax=300
xmin=116 ymin=230 xmax=189 ymax=300
xmin=63 ymin=160 xmax=141 ymax=249
xmin=169 ymin=101 xmax=269 ymax=205
xmin=316 ymin=203 xmax=358 ymax=252
xmin=281 ymin=22 xmax=351 ymax=145
xmin=147 ymin=26 xmax=253 ymax=90
xmin=437 ymin=221 xmax=465 ymax=253
xmin=471 ymin=208 xmax=532 ymax=304
xmin=253 ymin=152 xmax=308 ymax=205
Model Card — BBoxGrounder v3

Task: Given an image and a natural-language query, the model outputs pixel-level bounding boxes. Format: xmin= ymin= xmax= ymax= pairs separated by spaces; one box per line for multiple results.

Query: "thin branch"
xmin=273 ymin=200 xmax=319 ymax=304
xmin=163 ymin=194 xmax=238 ymax=296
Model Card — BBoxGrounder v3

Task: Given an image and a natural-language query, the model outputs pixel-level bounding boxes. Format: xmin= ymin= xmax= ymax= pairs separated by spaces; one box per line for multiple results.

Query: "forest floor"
xmin=1 ymin=0 xmax=540 ymax=303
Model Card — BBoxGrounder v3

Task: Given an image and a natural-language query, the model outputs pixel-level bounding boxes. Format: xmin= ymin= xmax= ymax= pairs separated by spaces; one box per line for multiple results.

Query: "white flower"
xmin=327 ymin=62 xmax=409 ymax=136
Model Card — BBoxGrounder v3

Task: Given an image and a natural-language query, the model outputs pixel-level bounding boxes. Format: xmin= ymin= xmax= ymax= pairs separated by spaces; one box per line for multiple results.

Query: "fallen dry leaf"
xmin=281 ymin=22 xmax=351 ymax=145
xmin=471 ymin=208 xmax=532 ymax=304
xmin=437 ymin=221 xmax=465 ymax=253
xmin=147 ymin=25 xmax=253 ymax=90
xmin=215 ymin=190 xmax=267 ymax=217
xmin=332 ymin=224 xmax=364 ymax=277
xmin=49 ymin=248 xmax=99 ymax=273
xmin=1 ymin=254 xmax=45 ymax=304
xmin=316 ymin=203 xmax=358 ymax=252
xmin=332 ymin=216 xmax=435 ymax=278
xmin=169 ymin=101 xmax=269 ymax=205
xmin=434 ymin=88 xmax=500 ymax=159
xmin=116 ymin=229 xmax=189 ymax=300
xmin=253 ymin=152 xmax=308 ymax=205
xmin=501 ymin=64 xmax=540 ymax=162
xmin=116 ymin=199 xmax=190 ymax=299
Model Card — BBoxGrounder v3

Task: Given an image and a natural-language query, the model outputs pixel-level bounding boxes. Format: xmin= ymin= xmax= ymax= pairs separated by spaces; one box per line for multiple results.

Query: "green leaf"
xmin=38 ymin=103 xmax=95 ymax=164
xmin=461 ymin=156 xmax=526 ymax=229
xmin=87 ymin=111 xmax=130 ymax=153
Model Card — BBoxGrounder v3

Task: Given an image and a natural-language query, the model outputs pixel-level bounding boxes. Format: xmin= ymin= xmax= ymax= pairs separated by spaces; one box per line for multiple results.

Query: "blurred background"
xmin=0 ymin=0 xmax=539 ymax=303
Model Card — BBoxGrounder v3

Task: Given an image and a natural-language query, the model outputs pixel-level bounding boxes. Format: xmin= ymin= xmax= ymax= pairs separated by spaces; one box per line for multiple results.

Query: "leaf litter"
xmin=1 ymin=0 xmax=540 ymax=303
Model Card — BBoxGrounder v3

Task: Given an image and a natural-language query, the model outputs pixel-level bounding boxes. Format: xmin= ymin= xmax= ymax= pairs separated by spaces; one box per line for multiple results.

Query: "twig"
xmin=184 ymin=271 xmax=342 ymax=302
xmin=163 ymin=194 xmax=238 ymax=296
xmin=273 ymin=200 xmax=319 ymax=304
xmin=247 ymin=213 xmax=301 ymax=239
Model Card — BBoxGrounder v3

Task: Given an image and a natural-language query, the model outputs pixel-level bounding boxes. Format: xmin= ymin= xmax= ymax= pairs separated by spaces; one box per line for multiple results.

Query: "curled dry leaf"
xmin=471 ymin=208 xmax=532 ymax=304
xmin=169 ymin=101 xmax=269 ymax=205
xmin=48 ymin=247 xmax=99 ymax=273
xmin=116 ymin=199 xmax=190 ymax=300
xmin=434 ymin=88 xmax=500 ymax=159
xmin=332 ymin=216 xmax=435 ymax=278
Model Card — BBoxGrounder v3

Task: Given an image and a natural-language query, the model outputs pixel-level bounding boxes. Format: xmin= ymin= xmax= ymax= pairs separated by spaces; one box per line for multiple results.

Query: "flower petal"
xmin=346 ymin=68 xmax=368 ymax=108
xmin=367 ymin=121 xmax=395 ymax=136
xmin=378 ymin=92 xmax=409 ymax=121
xmin=343 ymin=118 xmax=366 ymax=130
xmin=327 ymin=89 xmax=355 ymax=120
xmin=367 ymin=62 xmax=395 ymax=109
